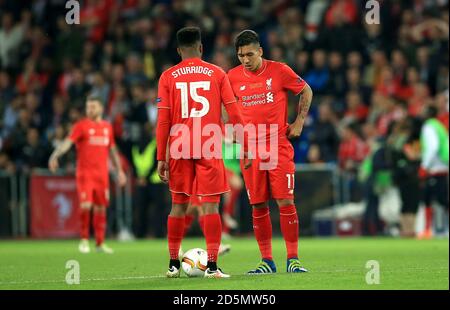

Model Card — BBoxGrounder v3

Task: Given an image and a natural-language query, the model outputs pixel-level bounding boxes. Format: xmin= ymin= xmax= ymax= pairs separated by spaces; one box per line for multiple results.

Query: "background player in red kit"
xmin=48 ymin=96 xmax=127 ymax=254
xmin=228 ymin=30 xmax=313 ymax=274
xmin=156 ymin=27 xmax=250 ymax=278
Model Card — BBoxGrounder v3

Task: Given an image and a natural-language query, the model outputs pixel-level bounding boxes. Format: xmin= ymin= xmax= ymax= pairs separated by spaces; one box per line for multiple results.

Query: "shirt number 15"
xmin=176 ymin=81 xmax=210 ymax=118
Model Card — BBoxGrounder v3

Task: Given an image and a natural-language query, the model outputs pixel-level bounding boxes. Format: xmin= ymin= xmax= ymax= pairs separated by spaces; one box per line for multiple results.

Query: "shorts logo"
xmin=266 ymin=92 xmax=274 ymax=103
xmin=266 ymin=78 xmax=272 ymax=90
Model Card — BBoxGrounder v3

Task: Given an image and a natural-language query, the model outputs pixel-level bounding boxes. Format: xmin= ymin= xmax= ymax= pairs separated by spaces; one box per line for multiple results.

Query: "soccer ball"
xmin=181 ymin=248 xmax=208 ymax=277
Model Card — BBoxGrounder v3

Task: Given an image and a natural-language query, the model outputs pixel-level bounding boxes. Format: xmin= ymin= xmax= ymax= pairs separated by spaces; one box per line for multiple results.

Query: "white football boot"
xmin=78 ymin=239 xmax=90 ymax=254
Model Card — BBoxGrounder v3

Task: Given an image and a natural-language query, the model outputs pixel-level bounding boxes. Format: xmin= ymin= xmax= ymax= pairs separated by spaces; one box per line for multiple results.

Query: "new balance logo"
xmin=266 ymin=92 xmax=274 ymax=103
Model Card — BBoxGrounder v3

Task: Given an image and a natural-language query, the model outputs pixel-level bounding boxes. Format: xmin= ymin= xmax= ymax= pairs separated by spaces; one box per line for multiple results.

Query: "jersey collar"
xmin=243 ymin=59 xmax=267 ymax=77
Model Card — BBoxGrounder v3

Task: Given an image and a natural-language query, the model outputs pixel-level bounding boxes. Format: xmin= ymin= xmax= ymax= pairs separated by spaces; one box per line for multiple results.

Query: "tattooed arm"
xmin=287 ymin=84 xmax=313 ymax=139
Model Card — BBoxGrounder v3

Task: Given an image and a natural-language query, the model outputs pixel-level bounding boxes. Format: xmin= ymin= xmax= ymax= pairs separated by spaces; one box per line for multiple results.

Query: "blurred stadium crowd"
xmin=0 ymin=0 xmax=448 ymax=237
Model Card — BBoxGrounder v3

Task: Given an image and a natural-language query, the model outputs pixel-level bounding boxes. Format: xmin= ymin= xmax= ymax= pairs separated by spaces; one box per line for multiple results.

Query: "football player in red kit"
xmin=49 ymin=96 xmax=127 ymax=254
xmin=228 ymin=30 xmax=313 ymax=274
xmin=156 ymin=27 xmax=250 ymax=278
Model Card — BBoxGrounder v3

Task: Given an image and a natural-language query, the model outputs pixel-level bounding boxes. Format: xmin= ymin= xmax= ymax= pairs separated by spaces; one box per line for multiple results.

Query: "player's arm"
xmin=221 ymin=74 xmax=252 ymax=168
xmin=287 ymin=83 xmax=313 ymax=139
xmin=48 ymin=138 xmax=73 ymax=173
xmin=109 ymin=145 xmax=127 ymax=187
xmin=156 ymin=73 xmax=171 ymax=183
xmin=281 ymin=64 xmax=313 ymax=139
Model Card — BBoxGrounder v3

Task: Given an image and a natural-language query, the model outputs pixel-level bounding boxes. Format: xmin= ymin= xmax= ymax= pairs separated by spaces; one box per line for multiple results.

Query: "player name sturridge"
xmin=171 ymin=66 xmax=214 ymax=78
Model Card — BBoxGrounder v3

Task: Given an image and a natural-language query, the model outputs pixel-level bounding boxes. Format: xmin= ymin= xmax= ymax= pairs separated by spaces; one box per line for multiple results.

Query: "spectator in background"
xmin=17 ymin=127 xmax=49 ymax=171
xmin=346 ymin=50 xmax=363 ymax=71
xmin=124 ymin=53 xmax=149 ymax=87
xmin=343 ymin=91 xmax=369 ymax=124
xmin=338 ymin=122 xmax=369 ymax=172
xmin=309 ymin=101 xmax=340 ymax=163
xmin=54 ymin=17 xmax=84 ymax=69
xmin=46 ymin=95 xmax=68 ymax=135
xmin=415 ymin=46 xmax=438 ymax=95
xmin=124 ymin=82 xmax=149 ymax=145
xmin=363 ymin=49 xmax=388 ymax=89
xmin=15 ymin=59 xmax=47 ymax=95
xmin=436 ymin=91 xmax=449 ymax=130
xmin=8 ymin=108 xmax=32 ymax=159
xmin=0 ymin=70 xmax=15 ymax=105
xmin=418 ymin=106 xmax=449 ymax=239
xmin=321 ymin=0 xmax=362 ymax=54
xmin=90 ymin=71 xmax=111 ymax=106
xmin=391 ymin=118 xmax=421 ymax=238
xmin=305 ymin=49 xmax=329 ymax=96
xmin=327 ymin=51 xmax=346 ymax=98
xmin=293 ymin=50 xmax=310 ymax=76
xmin=1 ymin=95 xmax=21 ymax=139
xmin=345 ymin=66 xmax=372 ymax=105
xmin=307 ymin=144 xmax=326 ymax=165
xmin=0 ymin=151 xmax=15 ymax=173
xmin=131 ymin=124 xmax=169 ymax=238
xmin=359 ymin=133 xmax=390 ymax=236
xmin=408 ymin=82 xmax=431 ymax=117
xmin=0 ymin=11 xmax=28 ymax=70
xmin=68 ymin=68 xmax=91 ymax=108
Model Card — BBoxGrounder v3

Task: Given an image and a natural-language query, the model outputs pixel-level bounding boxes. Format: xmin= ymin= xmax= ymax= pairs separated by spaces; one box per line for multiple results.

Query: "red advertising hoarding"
xmin=30 ymin=175 xmax=80 ymax=238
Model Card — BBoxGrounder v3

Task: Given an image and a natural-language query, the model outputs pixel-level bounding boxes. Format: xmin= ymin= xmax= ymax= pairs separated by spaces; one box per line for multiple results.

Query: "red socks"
xmin=167 ymin=216 xmax=185 ymax=260
xmin=425 ymin=206 xmax=433 ymax=231
xmin=252 ymin=207 xmax=273 ymax=261
xmin=203 ymin=214 xmax=222 ymax=262
xmin=80 ymin=208 xmax=90 ymax=240
xmin=223 ymin=188 xmax=240 ymax=217
xmin=199 ymin=215 xmax=205 ymax=236
xmin=279 ymin=205 xmax=299 ymax=259
xmin=184 ymin=214 xmax=195 ymax=237
xmin=93 ymin=210 xmax=106 ymax=246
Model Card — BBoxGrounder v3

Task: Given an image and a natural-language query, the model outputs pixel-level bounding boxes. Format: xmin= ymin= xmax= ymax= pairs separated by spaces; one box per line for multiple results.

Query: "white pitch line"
xmin=0 ymin=275 xmax=166 ymax=286
xmin=0 ymin=267 xmax=447 ymax=286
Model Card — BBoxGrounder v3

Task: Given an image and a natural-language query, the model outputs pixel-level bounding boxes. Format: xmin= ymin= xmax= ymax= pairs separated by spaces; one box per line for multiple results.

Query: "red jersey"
xmin=227 ymin=59 xmax=307 ymax=144
xmin=156 ymin=57 xmax=236 ymax=160
xmin=69 ymin=118 xmax=115 ymax=180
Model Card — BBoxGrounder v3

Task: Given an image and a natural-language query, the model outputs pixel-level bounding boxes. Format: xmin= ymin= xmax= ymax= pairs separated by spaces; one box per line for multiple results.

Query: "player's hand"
xmin=48 ymin=157 xmax=59 ymax=173
xmin=287 ymin=119 xmax=304 ymax=139
xmin=243 ymin=151 xmax=253 ymax=169
xmin=157 ymin=161 xmax=169 ymax=183
xmin=117 ymin=170 xmax=127 ymax=187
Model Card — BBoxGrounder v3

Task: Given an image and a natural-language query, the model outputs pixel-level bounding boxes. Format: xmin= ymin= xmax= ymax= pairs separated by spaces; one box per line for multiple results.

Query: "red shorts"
xmin=170 ymin=158 xmax=229 ymax=204
xmin=76 ymin=175 xmax=109 ymax=206
xmin=241 ymin=142 xmax=295 ymax=205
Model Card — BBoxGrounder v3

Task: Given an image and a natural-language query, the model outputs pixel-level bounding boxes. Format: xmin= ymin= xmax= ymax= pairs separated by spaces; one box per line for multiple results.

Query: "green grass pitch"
xmin=0 ymin=237 xmax=448 ymax=290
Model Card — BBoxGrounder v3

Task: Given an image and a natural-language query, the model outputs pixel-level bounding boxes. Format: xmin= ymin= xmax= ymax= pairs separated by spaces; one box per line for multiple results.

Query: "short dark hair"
xmin=86 ymin=95 xmax=104 ymax=106
xmin=176 ymin=27 xmax=201 ymax=47
xmin=235 ymin=30 xmax=260 ymax=51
